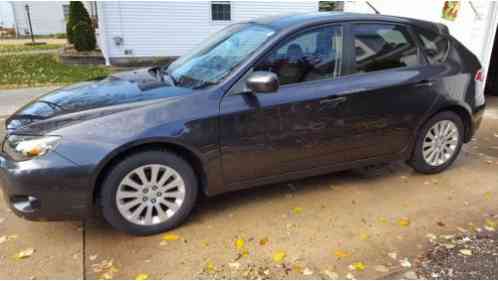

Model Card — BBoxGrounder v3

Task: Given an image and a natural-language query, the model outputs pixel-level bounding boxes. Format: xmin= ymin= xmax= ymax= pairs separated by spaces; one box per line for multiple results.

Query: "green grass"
xmin=0 ymin=44 xmax=63 ymax=54
xmin=0 ymin=53 xmax=112 ymax=89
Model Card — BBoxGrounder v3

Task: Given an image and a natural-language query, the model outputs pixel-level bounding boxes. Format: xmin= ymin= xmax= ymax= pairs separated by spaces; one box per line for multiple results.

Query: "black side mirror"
xmin=246 ymin=71 xmax=279 ymax=94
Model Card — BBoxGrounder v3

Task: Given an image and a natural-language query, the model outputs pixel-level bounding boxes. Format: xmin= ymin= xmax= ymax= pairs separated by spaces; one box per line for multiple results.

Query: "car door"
xmin=220 ymin=24 xmax=353 ymax=185
xmin=334 ymin=22 xmax=440 ymax=160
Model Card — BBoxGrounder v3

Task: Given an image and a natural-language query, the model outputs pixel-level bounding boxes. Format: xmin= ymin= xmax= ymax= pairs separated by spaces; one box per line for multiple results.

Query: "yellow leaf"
xmin=292 ymin=207 xmax=303 ymax=214
xmin=135 ymin=273 xmax=149 ymax=280
xmin=259 ymin=237 xmax=269 ymax=246
xmin=205 ymin=260 xmax=216 ymax=273
xmin=398 ymin=218 xmax=411 ymax=227
xmin=484 ymin=192 xmax=492 ymax=200
xmin=359 ymin=233 xmax=369 ymax=241
xmin=485 ymin=219 xmax=497 ymax=229
xmin=162 ymin=233 xmax=180 ymax=241
xmin=235 ymin=238 xmax=245 ymax=250
xmin=378 ymin=217 xmax=388 ymax=224
xmin=14 ymin=248 xmax=35 ymax=260
xmin=335 ymin=250 xmax=351 ymax=258
xmin=273 ymin=250 xmax=287 ymax=263
xmin=350 ymin=262 xmax=366 ymax=271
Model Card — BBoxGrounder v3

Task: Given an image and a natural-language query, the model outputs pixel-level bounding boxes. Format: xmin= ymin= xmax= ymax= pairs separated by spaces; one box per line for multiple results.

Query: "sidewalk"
xmin=0 ymin=87 xmax=58 ymax=118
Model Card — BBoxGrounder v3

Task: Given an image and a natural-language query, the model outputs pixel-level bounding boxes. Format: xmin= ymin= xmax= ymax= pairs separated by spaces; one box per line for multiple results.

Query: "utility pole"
xmin=25 ymin=4 xmax=35 ymax=44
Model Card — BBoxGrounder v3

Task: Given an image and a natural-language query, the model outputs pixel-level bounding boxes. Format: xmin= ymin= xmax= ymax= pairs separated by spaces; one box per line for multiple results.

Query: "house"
xmin=95 ymin=1 xmax=320 ymax=65
xmin=10 ymin=1 xmax=96 ymax=36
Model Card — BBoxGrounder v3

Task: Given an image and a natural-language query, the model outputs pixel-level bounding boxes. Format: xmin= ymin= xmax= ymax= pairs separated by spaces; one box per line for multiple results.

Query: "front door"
xmin=220 ymin=24 xmax=351 ymax=185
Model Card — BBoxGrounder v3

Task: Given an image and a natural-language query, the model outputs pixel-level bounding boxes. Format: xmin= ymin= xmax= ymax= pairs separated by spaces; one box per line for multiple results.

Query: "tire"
xmin=100 ymin=150 xmax=198 ymax=236
xmin=409 ymin=111 xmax=464 ymax=174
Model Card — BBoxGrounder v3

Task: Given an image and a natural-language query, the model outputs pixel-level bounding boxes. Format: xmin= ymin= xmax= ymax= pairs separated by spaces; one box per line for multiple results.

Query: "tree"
xmin=66 ymin=1 xmax=93 ymax=46
xmin=73 ymin=21 xmax=96 ymax=51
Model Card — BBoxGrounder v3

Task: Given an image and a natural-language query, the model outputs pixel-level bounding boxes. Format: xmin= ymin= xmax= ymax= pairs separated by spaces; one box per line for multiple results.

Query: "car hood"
xmin=5 ymin=68 xmax=194 ymax=133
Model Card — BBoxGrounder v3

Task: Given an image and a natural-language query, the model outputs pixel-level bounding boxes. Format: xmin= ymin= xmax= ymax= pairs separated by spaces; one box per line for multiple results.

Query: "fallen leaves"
xmin=91 ymin=259 xmax=119 ymax=280
xmin=400 ymin=258 xmax=412 ymax=268
xmin=398 ymin=218 xmax=411 ymax=227
xmin=162 ymin=233 xmax=181 ymax=241
xmin=14 ymin=248 xmax=35 ymax=260
xmin=335 ymin=250 xmax=351 ymax=258
xmin=349 ymin=262 xmax=366 ymax=271
xmin=272 ymin=250 xmax=287 ymax=263
xmin=205 ymin=260 xmax=216 ymax=274
xmin=134 ymin=273 xmax=149 ymax=280
xmin=235 ymin=238 xmax=245 ymax=251
xmin=292 ymin=207 xmax=303 ymax=214
xmin=459 ymin=249 xmax=472 ymax=256
xmin=322 ymin=270 xmax=339 ymax=279
xmin=359 ymin=233 xmax=369 ymax=241
xmin=0 ymin=234 xmax=18 ymax=244
xmin=259 ymin=237 xmax=269 ymax=246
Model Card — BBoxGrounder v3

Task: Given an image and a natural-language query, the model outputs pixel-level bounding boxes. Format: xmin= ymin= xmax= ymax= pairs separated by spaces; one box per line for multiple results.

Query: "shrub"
xmin=66 ymin=1 xmax=92 ymax=44
xmin=73 ymin=22 xmax=96 ymax=52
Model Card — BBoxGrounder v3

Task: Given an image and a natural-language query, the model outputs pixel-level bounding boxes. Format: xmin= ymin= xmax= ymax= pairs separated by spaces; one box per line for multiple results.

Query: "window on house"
xmin=211 ymin=1 xmax=231 ymax=21
xmin=62 ymin=4 xmax=70 ymax=20
xmin=353 ymin=24 xmax=419 ymax=73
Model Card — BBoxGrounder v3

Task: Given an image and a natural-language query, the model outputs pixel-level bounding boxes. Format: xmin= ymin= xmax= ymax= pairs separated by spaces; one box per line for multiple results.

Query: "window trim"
xmin=210 ymin=1 xmax=232 ymax=23
xmin=347 ymin=21 xmax=426 ymax=76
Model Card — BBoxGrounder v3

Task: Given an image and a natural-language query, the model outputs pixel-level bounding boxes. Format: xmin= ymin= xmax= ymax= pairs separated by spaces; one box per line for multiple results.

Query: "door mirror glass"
xmin=246 ymin=71 xmax=279 ymax=93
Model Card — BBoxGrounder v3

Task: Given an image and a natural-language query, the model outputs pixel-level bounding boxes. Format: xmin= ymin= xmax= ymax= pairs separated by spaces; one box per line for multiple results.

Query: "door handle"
xmin=320 ymin=96 xmax=347 ymax=106
xmin=415 ymin=80 xmax=434 ymax=87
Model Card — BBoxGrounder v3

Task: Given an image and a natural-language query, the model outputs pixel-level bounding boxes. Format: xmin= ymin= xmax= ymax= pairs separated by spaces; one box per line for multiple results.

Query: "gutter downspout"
xmin=96 ymin=1 xmax=111 ymax=66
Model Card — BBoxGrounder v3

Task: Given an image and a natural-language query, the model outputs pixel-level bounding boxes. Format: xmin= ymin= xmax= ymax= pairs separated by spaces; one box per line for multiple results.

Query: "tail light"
xmin=475 ymin=68 xmax=486 ymax=106
xmin=475 ymin=69 xmax=485 ymax=82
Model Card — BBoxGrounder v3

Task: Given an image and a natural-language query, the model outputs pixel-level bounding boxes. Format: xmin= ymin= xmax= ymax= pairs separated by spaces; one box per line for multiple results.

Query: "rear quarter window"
xmin=416 ymin=28 xmax=450 ymax=64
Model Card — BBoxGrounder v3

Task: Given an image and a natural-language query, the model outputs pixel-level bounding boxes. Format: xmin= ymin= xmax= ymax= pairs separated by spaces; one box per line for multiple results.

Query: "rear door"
xmin=334 ymin=22 xmax=439 ymax=159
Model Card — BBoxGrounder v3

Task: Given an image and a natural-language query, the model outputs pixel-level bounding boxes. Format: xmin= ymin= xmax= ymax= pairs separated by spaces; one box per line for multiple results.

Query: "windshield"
xmin=165 ymin=23 xmax=276 ymax=89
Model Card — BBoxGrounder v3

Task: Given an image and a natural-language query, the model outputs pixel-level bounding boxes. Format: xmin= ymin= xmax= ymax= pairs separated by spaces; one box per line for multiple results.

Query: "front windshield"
xmin=166 ymin=23 xmax=276 ymax=89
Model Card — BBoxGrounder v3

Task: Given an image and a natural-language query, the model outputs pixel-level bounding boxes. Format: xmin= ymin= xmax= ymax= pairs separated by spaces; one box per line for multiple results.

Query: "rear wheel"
xmin=100 ymin=150 xmax=198 ymax=235
xmin=409 ymin=111 xmax=464 ymax=174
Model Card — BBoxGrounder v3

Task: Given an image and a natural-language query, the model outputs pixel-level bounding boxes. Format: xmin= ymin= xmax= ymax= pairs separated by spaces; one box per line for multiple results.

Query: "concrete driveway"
xmin=0 ymin=88 xmax=497 ymax=279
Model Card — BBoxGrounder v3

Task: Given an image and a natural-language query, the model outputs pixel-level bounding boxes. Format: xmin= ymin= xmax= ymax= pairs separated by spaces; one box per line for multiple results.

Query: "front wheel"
xmin=409 ymin=111 xmax=464 ymax=174
xmin=100 ymin=150 xmax=198 ymax=236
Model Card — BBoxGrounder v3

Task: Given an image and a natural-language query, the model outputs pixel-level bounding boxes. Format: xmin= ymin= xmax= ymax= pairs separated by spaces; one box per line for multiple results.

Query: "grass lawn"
xmin=0 ymin=53 xmax=112 ymax=89
xmin=0 ymin=44 xmax=63 ymax=54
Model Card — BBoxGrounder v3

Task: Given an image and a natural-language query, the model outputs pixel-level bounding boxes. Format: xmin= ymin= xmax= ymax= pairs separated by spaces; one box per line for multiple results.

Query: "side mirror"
xmin=246 ymin=71 xmax=279 ymax=94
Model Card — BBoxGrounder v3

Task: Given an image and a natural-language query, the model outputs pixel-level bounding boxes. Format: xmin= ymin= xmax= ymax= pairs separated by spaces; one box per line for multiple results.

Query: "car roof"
xmin=249 ymin=12 xmax=445 ymax=34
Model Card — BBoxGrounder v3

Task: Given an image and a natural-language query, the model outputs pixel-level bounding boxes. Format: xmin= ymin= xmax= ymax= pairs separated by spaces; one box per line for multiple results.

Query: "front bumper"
xmin=0 ymin=151 xmax=93 ymax=221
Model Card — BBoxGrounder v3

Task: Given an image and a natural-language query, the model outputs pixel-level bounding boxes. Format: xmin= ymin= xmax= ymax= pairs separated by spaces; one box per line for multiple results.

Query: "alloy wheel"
xmin=422 ymin=120 xmax=460 ymax=167
xmin=115 ymin=164 xmax=186 ymax=225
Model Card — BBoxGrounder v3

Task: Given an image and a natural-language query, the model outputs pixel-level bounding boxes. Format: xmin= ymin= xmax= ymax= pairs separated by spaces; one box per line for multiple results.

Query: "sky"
xmin=0 ymin=1 xmax=14 ymax=28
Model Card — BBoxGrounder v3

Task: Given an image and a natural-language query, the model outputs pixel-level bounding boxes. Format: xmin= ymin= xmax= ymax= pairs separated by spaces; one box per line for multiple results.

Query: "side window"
xmin=353 ymin=24 xmax=419 ymax=73
xmin=255 ymin=26 xmax=343 ymax=86
xmin=416 ymin=29 xmax=450 ymax=64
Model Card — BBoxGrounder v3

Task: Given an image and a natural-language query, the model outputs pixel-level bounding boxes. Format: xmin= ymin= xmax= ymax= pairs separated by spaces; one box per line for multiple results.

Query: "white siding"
xmin=99 ymin=1 xmax=318 ymax=59
xmin=343 ymin=1 xmax=493 ymax=63
xmin=11 ymin=1 xmax=68 ymax=35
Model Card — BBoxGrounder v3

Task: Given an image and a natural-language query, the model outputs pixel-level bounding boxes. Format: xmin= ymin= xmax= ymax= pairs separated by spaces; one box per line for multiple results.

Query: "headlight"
xmin=2 ymin=135 xmax=61 ymax=161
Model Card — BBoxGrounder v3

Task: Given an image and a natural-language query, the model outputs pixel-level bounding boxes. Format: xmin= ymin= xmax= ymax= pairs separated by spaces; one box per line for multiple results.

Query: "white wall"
xmin=99 ymin=1 xmax=318 ymax=59
xmin=11 ymin=1 xmax=68 ymax=35
xmin=344 ymin=1 xmax=493 ymax=64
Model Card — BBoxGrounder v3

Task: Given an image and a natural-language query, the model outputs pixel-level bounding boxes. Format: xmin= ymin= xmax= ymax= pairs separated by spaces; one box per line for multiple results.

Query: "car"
xmin=0 ymin=12 xmax=486 ymax=235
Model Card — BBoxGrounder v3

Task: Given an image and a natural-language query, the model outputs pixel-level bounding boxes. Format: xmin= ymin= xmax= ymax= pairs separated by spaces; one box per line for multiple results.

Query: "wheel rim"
xmin=116 ymin=164 xmax=186 ymax=226
xmin=422 ymin=120 xmax=459 ymax=167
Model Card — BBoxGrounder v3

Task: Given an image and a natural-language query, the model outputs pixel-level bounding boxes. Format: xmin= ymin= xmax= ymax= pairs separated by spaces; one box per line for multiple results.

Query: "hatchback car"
xmin=0 ymin=13 xmax=486 ymax=235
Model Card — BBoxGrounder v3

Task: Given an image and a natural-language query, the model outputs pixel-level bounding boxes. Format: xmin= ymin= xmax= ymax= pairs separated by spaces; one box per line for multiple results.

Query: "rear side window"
xmin=416 ymin=29 xmax=450 ymax=64
xmin=352 ymin=24 xmax=419 ymax=73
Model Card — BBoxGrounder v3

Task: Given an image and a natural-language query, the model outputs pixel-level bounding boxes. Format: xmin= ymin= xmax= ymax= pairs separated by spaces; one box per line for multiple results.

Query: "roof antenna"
xmin=366 ymin=1 xmax=381 ymax=14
